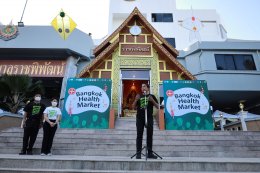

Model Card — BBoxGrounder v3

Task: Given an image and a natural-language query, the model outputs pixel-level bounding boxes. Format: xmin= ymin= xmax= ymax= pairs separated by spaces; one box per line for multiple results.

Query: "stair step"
xmin=0 ymin=155 xmax=259 ymax=172
xmin=1 ymin=115 xmax=260 ymax=172
xmin=1 ymin=168 xmax=260 ymax=173
xmin=1 ymin=123 xmax=260 ymax=158
xmin=1 ymin=148 xmax=260 ymax=157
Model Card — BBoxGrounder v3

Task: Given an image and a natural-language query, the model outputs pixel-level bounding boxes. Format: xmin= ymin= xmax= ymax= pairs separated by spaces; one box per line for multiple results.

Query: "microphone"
xmin=144 ymin=91 xmax=146 ymax=95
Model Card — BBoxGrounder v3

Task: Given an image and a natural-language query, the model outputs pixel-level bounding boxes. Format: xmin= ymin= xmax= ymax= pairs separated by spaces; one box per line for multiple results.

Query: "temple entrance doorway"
xmin=119 ymin=69 xmax=150 ymax=117
xmin=122 ymin=79 xmax=149 ymax=117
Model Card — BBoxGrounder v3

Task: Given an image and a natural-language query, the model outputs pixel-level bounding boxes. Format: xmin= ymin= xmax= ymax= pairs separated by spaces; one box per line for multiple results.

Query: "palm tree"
xmin=0 ymin=74 xmax=44 ymax=114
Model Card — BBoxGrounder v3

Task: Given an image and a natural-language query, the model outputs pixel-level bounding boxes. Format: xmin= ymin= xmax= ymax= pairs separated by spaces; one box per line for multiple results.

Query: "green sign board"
xmin=163 ymin=80 xmax=213 ymax=130
xmin=60 ymin=78 xmax=112 ymax=129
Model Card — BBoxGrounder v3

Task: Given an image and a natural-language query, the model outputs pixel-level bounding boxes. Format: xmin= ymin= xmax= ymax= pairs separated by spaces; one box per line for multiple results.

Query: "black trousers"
xmin=22 ymin=124 xmax=39 ymax=152
xmin=136 ymin=112 xmax=154 ymax=154
xmin=41 ymin=121 xmax=57 ymax=154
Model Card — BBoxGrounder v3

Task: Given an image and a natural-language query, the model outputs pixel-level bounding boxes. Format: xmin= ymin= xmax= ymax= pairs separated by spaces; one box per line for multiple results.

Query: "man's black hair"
xmin=142 ymin=83 xmax=150 ymax=88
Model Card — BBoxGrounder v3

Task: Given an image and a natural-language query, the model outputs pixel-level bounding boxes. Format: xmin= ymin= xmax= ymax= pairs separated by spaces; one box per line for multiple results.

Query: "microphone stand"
xmin=144 ymin=91 xmax=162 ymax=160
xmin=144 ymin=91 xmax=148 ymax=128
xmin=130 ymin=91 xmax=162 ymax=160
xmin=144 ymin=91 xmax=148 ymax=160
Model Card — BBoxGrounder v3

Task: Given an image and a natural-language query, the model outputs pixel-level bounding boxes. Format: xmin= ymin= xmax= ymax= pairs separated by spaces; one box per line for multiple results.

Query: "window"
xmin=121 ymin=70 xmax=150 ymax=80
xmin=152 ymin=13 xmax=173 ymax=22
xmin=165 ymin=38 xmax=176 ymax=48
xmin=215 ymin=54 xmax=256 ymax=70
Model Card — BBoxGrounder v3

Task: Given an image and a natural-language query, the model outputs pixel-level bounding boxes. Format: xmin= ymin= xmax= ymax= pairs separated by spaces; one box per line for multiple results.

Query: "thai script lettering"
xmin=0 ymin=61 xmax=66 ymax=77
xmin=121 ymin=46 xmax=150 ymax=52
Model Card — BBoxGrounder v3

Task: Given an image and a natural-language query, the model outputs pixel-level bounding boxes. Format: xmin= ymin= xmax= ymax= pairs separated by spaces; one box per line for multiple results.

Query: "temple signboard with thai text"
xmin=119 ymin=43 xmax=152 ymax=57
xmin=0 ymin=60 xmax=66 ymax=77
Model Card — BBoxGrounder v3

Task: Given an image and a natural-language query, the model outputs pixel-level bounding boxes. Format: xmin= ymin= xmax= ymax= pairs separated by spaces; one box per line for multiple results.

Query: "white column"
xmin=240 ymin=111 xmax=248 ymax=131
xmin=220 ymin=114 xmax=225 ymax=131
xmin=220 ymin=116 xmax=226 ymax=131
xmin=59 ymin=56 xmax=78 ymax=110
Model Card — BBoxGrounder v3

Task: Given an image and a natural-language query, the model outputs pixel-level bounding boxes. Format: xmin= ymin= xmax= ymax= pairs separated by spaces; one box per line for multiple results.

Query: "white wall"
xmin=174 ymin=10 xmax=224 ymax=50
xmin=184 ymin=50 xmax=260 ymax=91
xmin=198 ymin=72 xmax=260 ymax=91
xmin=109 ymin=0 xmax=176 ymax=34
xmin=185 ymin=51 xmax=202 ymax=74
xmin=109 ymin=0 xmax=176 ymax=14
xmin=109 ymin=0 xmax=226 ymax=50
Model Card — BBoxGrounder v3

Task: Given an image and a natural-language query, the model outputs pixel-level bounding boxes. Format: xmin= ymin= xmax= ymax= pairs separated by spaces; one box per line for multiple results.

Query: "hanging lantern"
xmin=51 ymin=9 xmax=77 ymax=40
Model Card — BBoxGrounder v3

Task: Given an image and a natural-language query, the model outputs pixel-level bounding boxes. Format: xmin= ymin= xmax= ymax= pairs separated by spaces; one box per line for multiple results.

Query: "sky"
xmin=0 ymin=0 xmax=260 ymax=40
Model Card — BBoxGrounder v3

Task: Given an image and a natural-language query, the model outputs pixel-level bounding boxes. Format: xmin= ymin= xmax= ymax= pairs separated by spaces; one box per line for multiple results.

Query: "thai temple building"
xmin=1 ymin=0 xmax=260 ymax=116
xmin=1 ymin=2 xmax=260 ymax=172
xmin=81 ymin=0 xmax=260 ymax=115
xmin=112 ymin=0 xmax=260 ymax=114
xmin=78 ymin=7 xmax=196 ymax=117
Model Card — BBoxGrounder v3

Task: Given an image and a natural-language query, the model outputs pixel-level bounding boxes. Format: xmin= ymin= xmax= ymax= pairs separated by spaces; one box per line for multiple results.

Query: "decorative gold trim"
xmin=111 ymin=49 xmax=120 ymax=111
xmin=151 ymin=50 xmax=159 ymax=98
xmin=110 ymin=34 xmax=119 ymax=43
xmin=119 ymin=42 xmax=151 ymax=45
xmin=120 ymin=58 xmax=151 ymax=67
xmin=153 ymin=35 xmax=162 ymax=44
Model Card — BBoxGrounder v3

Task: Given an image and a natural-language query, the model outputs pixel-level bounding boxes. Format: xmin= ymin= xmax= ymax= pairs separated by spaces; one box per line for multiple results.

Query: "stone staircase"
xmin=0 ymin=117 xmax=260 ymax=172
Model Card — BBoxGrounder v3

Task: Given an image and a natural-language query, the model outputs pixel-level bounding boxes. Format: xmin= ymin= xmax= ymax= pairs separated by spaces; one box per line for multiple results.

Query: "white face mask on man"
xmin=51 ymin=101 xmax=58 ymax=107
xmin=34 ymin=96 xmax=41 ymax=102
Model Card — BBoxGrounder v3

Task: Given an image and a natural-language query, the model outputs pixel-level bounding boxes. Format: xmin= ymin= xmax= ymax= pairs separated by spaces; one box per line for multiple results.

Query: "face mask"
xmin=35 ymin=96 xmax=41 ymax=101
xmin=51 ymin=102 xmax=57 ymax=107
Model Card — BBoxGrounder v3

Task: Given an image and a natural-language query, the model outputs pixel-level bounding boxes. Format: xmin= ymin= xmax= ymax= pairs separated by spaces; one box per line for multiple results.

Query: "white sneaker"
xmin=40 ymin=153 xmax=46 ymax=156
xmin=47 ymin=153 xmax=52 ymax=156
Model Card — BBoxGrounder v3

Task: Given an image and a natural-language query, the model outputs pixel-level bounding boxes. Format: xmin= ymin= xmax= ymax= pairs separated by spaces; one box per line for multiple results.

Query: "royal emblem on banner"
xmin=0 ymin=21 xmax=19 ymax=41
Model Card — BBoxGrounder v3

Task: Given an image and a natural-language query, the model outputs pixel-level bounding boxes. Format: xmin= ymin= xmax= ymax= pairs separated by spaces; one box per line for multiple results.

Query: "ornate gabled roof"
xmin=93 ymin=7 xmax=178 ymax=57
xmin=78 ymin=7 xmax=195 ymax=80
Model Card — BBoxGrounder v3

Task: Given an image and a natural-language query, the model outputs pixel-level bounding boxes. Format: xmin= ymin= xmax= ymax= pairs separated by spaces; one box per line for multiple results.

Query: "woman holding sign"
xmin=132 ymin=83 xmax=159 ymax=159
xmin=41 ymin=98 xmax=62 ymax=156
